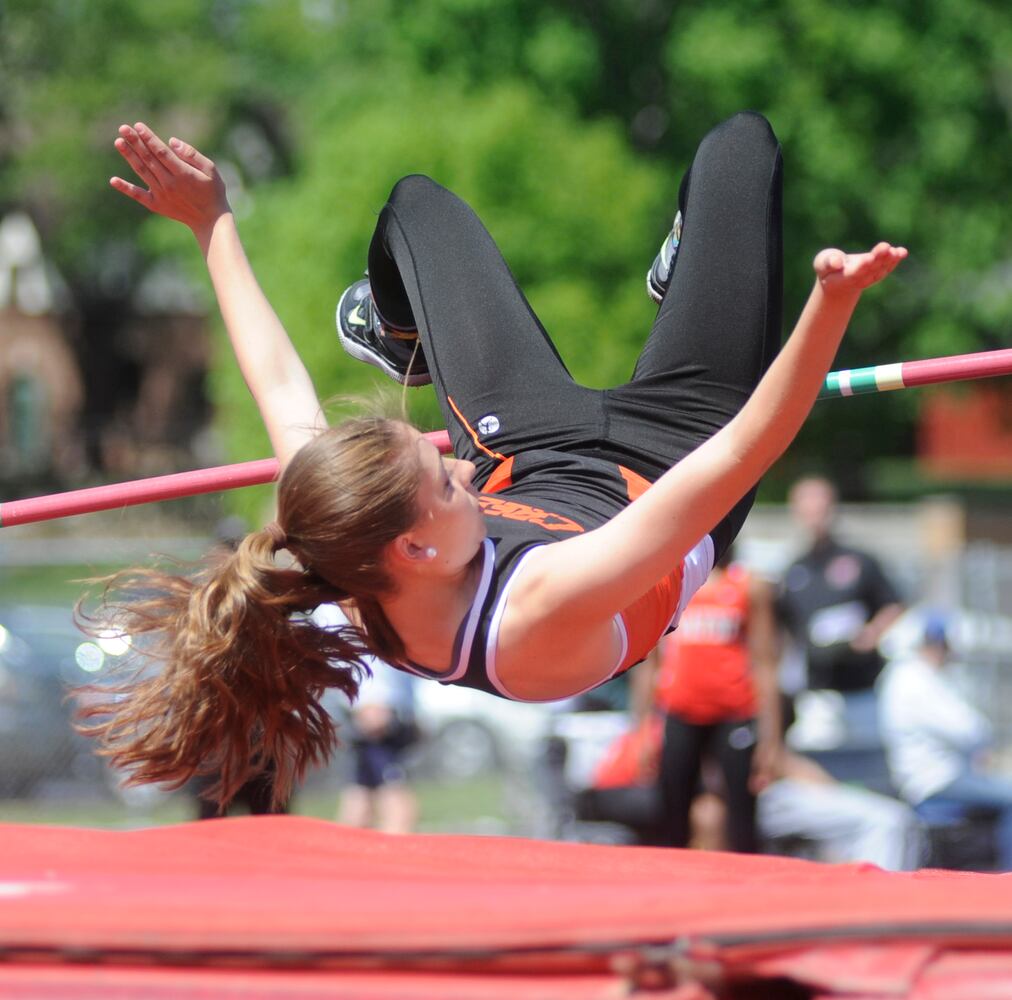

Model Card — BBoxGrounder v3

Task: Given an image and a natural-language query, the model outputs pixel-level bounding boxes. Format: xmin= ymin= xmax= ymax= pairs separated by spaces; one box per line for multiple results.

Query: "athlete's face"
xmin=401 ymin=429 xmax=486 ymax=572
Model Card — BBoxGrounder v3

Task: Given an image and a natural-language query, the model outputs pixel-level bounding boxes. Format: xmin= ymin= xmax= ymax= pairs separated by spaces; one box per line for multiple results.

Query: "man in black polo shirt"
xmin=778 ymin=477 xmax=904 ymax=695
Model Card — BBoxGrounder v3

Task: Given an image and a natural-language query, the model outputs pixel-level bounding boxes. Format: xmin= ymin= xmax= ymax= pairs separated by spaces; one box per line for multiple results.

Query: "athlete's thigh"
xmin=372 ymin=176 xmax=598 ymax=473
xmin=609 ymin=112 xmax=783 ymax=465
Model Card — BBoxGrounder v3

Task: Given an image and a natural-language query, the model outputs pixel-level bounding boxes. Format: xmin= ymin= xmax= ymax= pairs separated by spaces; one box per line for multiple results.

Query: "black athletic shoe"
xmin=646 ymin=210 xmax=683 ymax=304
xmin=336 ymin=279 xmax=431 ymax=387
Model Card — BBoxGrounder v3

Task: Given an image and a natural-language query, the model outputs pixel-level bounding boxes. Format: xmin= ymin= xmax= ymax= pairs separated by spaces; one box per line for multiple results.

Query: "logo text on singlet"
xmin=478 ymin=495 xmax=584 ymax=533
xmin=678 ymin=608 xmax=745 ymax=644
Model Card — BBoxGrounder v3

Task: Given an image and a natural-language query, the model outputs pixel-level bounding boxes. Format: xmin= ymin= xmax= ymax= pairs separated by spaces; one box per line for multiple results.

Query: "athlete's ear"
xmin=389 ymin=533 xmax=431 ymax=567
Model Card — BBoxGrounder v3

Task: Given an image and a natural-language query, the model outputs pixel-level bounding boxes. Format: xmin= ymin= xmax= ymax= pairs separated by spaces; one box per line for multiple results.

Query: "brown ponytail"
xmin=77 ymin=417 xmax=423 ymax=809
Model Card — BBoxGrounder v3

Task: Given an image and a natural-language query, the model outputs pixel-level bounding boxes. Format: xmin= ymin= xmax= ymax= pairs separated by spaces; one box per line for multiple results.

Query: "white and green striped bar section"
xmin=819 ymin=363 xmax=905 ymax=400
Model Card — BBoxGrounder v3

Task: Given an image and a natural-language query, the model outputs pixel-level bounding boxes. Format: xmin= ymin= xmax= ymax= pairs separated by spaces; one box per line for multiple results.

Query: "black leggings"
xmin=659 ymin=714 xmax=758 ymax=852
xmin=367 ymin=111 xmax=783 ymax=559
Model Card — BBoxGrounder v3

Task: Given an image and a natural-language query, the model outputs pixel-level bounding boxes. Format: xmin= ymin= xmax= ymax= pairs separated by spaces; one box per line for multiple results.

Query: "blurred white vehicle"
xmin=411 ymin=675 xmax=553 ymax=779
xmin=0 ymin=604 xmax=140 ymax=798
xmin=312 ymin=603 xmax=553 ymax=781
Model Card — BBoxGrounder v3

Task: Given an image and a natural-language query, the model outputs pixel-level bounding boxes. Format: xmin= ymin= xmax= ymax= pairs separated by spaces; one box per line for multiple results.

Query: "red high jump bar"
xmin=2 ymin=346 xmax=1011 ymax=529
xmin=0 ymin=431 xmax=451 ymax=528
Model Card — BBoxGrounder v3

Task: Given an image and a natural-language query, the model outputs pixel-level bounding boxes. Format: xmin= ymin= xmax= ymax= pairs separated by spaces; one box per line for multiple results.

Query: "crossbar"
xmin=4 ymin=346 xmax=1010 ymax=528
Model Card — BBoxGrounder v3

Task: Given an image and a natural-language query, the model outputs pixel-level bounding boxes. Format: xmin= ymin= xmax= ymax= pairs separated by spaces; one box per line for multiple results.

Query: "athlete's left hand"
xmin=814 ymin=242 xmax=907 ymax=296
xmin=111 ymin=122 xmax=230 ymax=236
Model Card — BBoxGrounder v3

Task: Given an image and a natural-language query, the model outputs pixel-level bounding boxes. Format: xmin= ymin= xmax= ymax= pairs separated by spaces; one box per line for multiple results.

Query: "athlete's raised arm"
xmin=516 ymin=242 xmax=907 ymax=628
xmin=111 ymin=122 xmax=325 ymax=467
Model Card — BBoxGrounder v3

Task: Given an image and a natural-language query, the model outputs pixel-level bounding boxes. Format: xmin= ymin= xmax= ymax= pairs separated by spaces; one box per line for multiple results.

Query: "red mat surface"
xmin=2 ymin=816 xmax=1012 ymax=997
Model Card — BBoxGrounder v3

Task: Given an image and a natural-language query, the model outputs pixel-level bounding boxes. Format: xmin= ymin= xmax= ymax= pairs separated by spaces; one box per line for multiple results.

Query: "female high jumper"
xmin=81 ymin=112 xmax=906 ymax=805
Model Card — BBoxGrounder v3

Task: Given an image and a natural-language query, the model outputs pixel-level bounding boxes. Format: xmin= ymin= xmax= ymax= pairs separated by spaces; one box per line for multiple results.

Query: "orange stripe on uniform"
xmin=616 ymin=466 xmax=679 ymax=674
xmin=619 ymin=465 xmax=652 ymax=501
xmin=618 ymin=562 xmax=685 ymax=674
xmin=484 ymin=456 xmax=514 ymax=494
xmin=447 ymin=395 xmax=507 ymax=461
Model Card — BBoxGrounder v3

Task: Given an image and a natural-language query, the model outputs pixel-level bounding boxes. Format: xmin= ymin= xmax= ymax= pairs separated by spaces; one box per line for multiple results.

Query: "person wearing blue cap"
xmin=878 ymin=613 xmax=1012 ymax=870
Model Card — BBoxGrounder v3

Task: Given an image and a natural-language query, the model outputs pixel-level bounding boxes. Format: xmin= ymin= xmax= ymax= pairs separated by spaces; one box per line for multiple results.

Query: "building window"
xmin=8 ymin=373 xmax=48 ymax=473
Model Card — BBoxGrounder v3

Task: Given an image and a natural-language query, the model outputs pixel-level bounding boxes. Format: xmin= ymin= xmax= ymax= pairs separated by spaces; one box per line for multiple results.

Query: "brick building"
xmin=0 ymin=211 xmax=213 ymax=495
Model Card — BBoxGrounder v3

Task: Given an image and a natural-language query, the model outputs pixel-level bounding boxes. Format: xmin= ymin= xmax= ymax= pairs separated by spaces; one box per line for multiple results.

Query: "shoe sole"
xmin=335 ymin=285 xmax=432 ymax=387
xmin=647 ymin=213 xmax=682 ymax=305
xmin=645 ymin=268 xmax=665 ymax=305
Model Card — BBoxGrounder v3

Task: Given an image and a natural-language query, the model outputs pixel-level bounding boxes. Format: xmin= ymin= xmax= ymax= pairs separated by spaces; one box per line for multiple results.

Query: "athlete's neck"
xmin=380 ymin=544 xmax=486 ymax=674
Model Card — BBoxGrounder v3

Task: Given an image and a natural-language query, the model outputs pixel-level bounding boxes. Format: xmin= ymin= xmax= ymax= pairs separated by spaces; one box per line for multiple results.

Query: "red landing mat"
xmin=2 ymin=816 xmax=1012 ymax=998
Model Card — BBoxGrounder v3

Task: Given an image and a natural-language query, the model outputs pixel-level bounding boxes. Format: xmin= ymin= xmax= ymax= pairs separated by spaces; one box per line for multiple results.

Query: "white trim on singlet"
xmin=483 ymin=547 xmax=631 ymax=704
xmin=484 ymin=545 xmax=548 ymax=700
xmin=396 ymin=536 xmax=495 ymax=683
xmin=671 ymin=534 xmax=716 ymax=627
xmin=486 ymin=533 xmax=715 ymax=703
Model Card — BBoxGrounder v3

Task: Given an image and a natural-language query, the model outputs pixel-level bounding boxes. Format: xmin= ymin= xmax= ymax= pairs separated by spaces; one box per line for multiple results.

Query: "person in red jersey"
xmin=647 ymin=548 xmax=780 ymax=851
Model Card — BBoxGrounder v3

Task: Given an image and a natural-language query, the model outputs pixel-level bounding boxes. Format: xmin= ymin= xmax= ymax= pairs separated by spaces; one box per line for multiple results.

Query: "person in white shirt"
xmin=314 ymin=604 xmax=419 ymax=834
xmin=756 ymin=748 xmax=925 ymax=871
xmin=878 ymin=614 xmax=1012 ymax=869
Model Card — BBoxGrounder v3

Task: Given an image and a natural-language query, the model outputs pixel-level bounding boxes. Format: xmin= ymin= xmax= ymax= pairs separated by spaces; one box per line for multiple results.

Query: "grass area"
xmin=0 ymin=565 xmax=104 ymax=608
xmin=0 ymin=774 xmax=511 ymax=833
xmin=0 ymin=795 xmax=193 ymax=828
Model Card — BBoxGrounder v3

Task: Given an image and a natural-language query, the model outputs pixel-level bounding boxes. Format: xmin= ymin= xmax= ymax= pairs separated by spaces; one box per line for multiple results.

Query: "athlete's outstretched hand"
xmin=813 ymin=242 xmax=907 ymax=295
xmin=111 ymin=122 xmax=229 ymax=235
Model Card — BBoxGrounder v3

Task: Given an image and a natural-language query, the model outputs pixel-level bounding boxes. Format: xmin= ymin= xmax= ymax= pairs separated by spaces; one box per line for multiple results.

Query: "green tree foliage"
xmin=3 ymin=1 xmax=234 ymax=286
xmin=3 ymin=0 xmax=1009 ymax=503
xmin=659 ymin=0 xmax=1012 ymax=485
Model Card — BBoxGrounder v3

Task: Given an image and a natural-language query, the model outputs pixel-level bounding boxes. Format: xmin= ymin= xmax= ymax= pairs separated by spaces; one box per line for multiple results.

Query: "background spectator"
xmin=756 ymin=748 xmax=925 ymax=870
xmin=635 ymin=548 xmax=781 ymax=852
xmin=192 ymin=766 xmax=287 ymax=820
xmin=778 ymin=476 xmax=904 ymax=695
xmin=580 ymin=711 xmax=666 ymax=845
xmin=313 ymin=604 xmax=419 ymax=835
xmin=776 ymin=476 xmax=904 ymax=752
xmin=589 ymin=714 xmax=926 ymax=870
xmin=878 ymin=614 xmax=1012 ymax=870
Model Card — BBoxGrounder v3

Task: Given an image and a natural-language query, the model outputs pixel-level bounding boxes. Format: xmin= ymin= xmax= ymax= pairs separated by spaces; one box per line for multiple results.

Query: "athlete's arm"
xmin=513 ymin=243 xmax=907 ymax=632
xmin=110 ymin=123 xmax=324 ymax=467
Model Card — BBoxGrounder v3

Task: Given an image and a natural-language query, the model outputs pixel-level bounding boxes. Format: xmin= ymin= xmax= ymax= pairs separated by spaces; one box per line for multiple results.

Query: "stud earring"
xmin=425 ymin=547 xmax=438 ymax=559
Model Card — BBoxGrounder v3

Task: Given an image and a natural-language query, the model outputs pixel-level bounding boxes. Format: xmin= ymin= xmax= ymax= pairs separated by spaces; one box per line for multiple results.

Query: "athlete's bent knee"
xmin=388 ymin=173 xmax=443 ymax=207
xmin=708 ymin=110 xmax=778 ymax=153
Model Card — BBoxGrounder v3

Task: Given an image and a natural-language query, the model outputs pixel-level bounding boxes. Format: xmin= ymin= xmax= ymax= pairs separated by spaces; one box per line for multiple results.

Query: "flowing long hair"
xmin=76 ymin=418 xmax=422 ymax=808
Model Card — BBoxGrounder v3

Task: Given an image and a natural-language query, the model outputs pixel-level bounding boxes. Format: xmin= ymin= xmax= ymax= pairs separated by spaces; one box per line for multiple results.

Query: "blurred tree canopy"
xmin=2 ymin=0 xmax=1009 ymax=511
